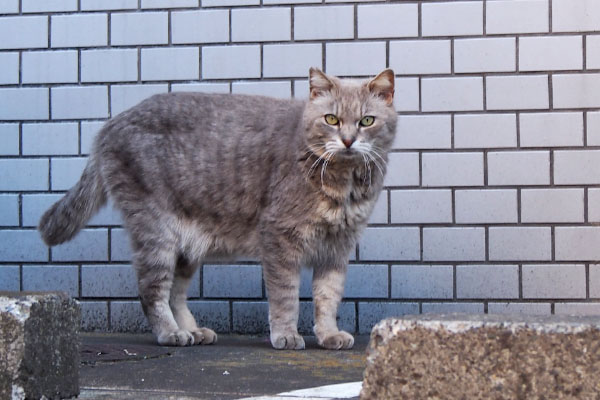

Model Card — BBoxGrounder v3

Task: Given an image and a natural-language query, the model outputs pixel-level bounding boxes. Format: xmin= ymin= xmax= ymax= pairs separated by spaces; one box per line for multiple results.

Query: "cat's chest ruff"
xmin=314 ymin=196 xmax=371 ymax=229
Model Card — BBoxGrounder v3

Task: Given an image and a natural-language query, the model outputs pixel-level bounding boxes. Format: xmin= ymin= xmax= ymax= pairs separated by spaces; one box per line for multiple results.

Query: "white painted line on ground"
xmin=240 ymin=381 xmax=362 ymax=400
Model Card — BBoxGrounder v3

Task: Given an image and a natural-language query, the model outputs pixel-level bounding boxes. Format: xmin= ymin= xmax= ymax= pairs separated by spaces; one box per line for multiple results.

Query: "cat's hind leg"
xmin=169 ymin=255 xmax=217 ymax=345
xmin=312 ymin=265 xmax=354 ymax=350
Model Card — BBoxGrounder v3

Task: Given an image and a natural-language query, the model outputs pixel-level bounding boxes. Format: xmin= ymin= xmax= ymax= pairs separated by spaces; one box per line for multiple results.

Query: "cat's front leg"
xmin=262 ymin=260 xmax=304 ymax=350
xmin=312 ymin=266 xmax=354 ymax=350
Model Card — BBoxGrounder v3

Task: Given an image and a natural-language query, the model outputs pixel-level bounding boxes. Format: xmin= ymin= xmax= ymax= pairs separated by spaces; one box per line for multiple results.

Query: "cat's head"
xmin=302 ymin=68 xmax=397 ymax=163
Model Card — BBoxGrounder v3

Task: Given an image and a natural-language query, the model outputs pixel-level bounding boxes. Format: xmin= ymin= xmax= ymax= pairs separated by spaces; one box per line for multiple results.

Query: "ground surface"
xmin=79 ymin=333 xmax=368 ymax=400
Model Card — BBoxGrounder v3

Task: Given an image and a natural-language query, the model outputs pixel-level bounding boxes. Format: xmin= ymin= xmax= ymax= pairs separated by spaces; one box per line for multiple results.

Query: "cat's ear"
xmin=368 ymin=69 xmax=395 ymax=106
xmin=309 ymin=68 xmax=336 ymax=99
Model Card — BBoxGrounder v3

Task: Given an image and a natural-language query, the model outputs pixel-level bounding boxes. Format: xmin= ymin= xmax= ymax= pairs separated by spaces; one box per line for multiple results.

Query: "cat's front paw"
xmin=318 ymin=330 xmax=354 ymax=350
xmin=157 ymin=329 xmax=195 ymax=346
xmin=270 ymin=331 xmax=305 ymax=350
xmin=191 ymin=327 xmax=218 ymax=345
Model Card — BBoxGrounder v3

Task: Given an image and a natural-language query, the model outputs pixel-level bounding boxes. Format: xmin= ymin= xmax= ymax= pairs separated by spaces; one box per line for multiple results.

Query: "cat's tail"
xmin=38 ymin=154 xmax=107 ymax=246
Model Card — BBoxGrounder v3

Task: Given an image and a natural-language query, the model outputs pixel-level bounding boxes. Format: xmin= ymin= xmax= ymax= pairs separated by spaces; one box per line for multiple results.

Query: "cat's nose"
xmin=342 ymin=137 xmax=355 ymax=148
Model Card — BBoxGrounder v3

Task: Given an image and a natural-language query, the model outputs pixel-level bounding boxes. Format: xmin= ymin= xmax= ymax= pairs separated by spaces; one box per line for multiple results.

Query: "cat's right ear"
xmin=309 ymin=68 xmax=335 ymax=99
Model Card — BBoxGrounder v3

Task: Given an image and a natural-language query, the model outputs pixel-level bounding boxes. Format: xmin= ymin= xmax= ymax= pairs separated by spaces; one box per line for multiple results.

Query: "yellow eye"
xmin=324 ymin=114 xmax=339 ymax=125
xmin=360 ymin=116 xmax=375 ymax=127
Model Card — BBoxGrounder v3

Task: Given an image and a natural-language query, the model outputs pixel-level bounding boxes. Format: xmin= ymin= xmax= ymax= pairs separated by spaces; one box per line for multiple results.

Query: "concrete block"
xmin=298 ymin=301 xmax=355 ymax=335
xmin=421 ymin=77 xmax=483 ymax=112
xmin=521 ymin=188 xmax=584 ymax=223
xmin=110 ymin=84 xmax=168 ymax=116
xmin=0 ymin=292 xmax=80 ymax=400
xmin=51 ymin=157 xmax=87 ymax=191
xmin=0 ymin=266 xmax=19 ymax=291
xmin=0 ymin=195 xmax=19 ymax=226
xmin=456 ymin=265 xmax=519 ymax=299
xmin=384 ymin=152 xmax=420 ymax=187
xmin=357 ymin=4 xmax=418 ymax=38
xmin=519 ymin=36 xmax=582 ymax=71
xmin=555 ymin=303 xmax=600 ymax=316
xmin=110 ymin=301 xmax=149 ymax=333
xmin=344 ymin=264 xmax=388 ymax=298
xmin=554 ymin=150 xmax=600 ymax=184
xmin=111 ymin=12 xmax=168 ymax=45
xmin=357 ymin=302 xmax=419 ymax=334
xmin=188 ymin=301 xmax=230 ymax=333
xmin=263 ymin=43 xmax=322 ymax=78
xmin=390 ymin=40 xmax=451 ymax=75
xmin=232 ymin=302 xmax=269 ymax=334
xmin=488 ymin=302 xmax=551 ymax=315
xmin=422 ymin=303 xmax=484 ymax=314
xmin=555 ymin=227 xmax=600 ymax=261
xmin=111 ymin=228 xmax=132 ymax=262
xmin=522 ymin=264 xmax=586 ymax=299
xmin=423 ymin=227 xmax=485 ymax=262
xmin=0 ymin=88 xmax=49 ymax=121
xmin=80 ymin=301 xmax=109 ymax=331
xmin=368 ymin=193 xmax=387 ymax=224
xmin=520 ymin=112 xmax=583 ymax=147
xmin=394 ymin=114 xmax=451 ymax=150
xmin=0 ymin=16 xmax=48 ymax=50
xmin=81 ymin=49 xmax=138 ymax=83
xmin=0 ymin=124 xmax=19 ymax=156
xmin=390 ymin=189 xmax=452 ymax=224
xmin=486 ymin=75 xmax=549 ymax=110
xmin=0 ymin=52 xmax=19 ymax=84
xmin=553 ymin=74 xmax=600 ymax=109
xmin=81 ymin=0 xmax=137 ymax=10
xmin=486 ymin=0 xmax=549 ymax=34
xmin=202 ymin=45 xmax=261 ymax=79
xmin=22 ymin=265 xmax=79 ymax=297
xmin=171 ymin=10 xmax=229 ymax=44
xmin=203 ymin=265 xmax=263 ymax=298
xmin=454 ymin=37 xmax=516 ymax=73
xmin=587 ymin=35 xmax=600 ymax=69
xmin=142 ymin=0 xmax=197 ymax=8
xmin=0 ymin=159 xmax=49 ymax=191
xmin=487 ymin=151 xmax=550 ymax=185
xmin=422 ymin=152 xmax=484 ymax=187
xmin=552 ymin=0 xmax=600 ymax=32
xmin=22 ymin=0 xmax=77 ymax=12
xmin=51 ymin=14 xmax=108 ymax=48
xmin=0 ymin=0 xmax=18 ymax=13
xmin=82 ymin=265 xmax=137 ymax=298
xmin=325 ymin=42 xmax=386 ymax=76
xmin=0 ymin=230 xmax=48 ymax=262
xmin=171 ymin=83 xmax=230 ymax=94
xmin=362 ymin=314 xmax=600 ymax=399
xmin=489 ymin=227 xmax=551 ymax=261
xmin=294 ymin=5 xmax=353 ymax=40
xmin=232 ymin=7 xmax=290 ymax=42
xmin=455 ymin=189 xmax=518 ymax=224
xmin=141 ymin=47 xmax=199 ymax=81
xmin=232 ymin=81 xmax=291 ymax=99
xmin=51 ymin=86 xmax=109 ymax=120
xmin=391 ymin=265 xmax=453 ymax=299
xmin=22 ymin=122 xmax=79 ymax=156
xmin=421 ymin=1 xmax=483 ymax=36
xmin=51 ymin=229 xmax=108 ymax=262
xmin=394 ymin=78 xmax=420 ymax=112
xmin=359 ymin=227 xmax=420 ymax=261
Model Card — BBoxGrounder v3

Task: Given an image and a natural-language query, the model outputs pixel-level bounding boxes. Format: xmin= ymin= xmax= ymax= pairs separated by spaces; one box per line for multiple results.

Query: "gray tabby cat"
xmin=39 ymin=68 xmax=397 ymax=350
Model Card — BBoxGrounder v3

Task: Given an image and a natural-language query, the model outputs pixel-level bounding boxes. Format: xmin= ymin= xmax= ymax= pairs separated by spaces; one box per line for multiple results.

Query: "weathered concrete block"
xmin=0 ymin=292 xmax=80 ymax=400
xmin=361 ymin=314 xmax=600 ymax=399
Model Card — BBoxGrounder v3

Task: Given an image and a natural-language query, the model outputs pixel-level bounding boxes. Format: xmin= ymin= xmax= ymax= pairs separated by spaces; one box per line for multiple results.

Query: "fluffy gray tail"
xmin=38 ymin=156 xmax=107 ymax=246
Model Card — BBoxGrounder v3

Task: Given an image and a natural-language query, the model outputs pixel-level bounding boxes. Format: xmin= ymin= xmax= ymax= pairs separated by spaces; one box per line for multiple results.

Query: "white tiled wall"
xmin=1 ymin=0 xmax=599 ymax=334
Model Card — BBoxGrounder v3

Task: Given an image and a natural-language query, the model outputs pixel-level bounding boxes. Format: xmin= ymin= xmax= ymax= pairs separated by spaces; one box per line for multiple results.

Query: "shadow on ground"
xmin=79 ymin=333 xmax=369 ymax=400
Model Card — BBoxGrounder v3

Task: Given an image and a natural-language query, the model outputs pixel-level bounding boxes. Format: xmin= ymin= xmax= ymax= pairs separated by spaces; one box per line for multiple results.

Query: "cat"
xmin=38 ymin=68 xmax=397 ymax=350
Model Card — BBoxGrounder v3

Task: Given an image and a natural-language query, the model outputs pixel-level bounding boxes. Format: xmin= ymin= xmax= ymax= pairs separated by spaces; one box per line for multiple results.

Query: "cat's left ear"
xmin=368 ymin=69 xmax=395 ymax=106
xmin=309 ymin=67 xmax=336 ymax=99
